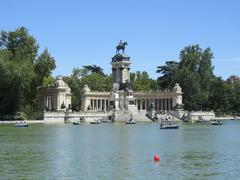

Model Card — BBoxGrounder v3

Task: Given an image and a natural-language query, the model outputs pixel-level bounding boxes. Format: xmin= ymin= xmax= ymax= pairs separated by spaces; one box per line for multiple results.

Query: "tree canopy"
xmin=157 ymin=44 xmax=240 ymax=115
xmin=0 ymin=27 xmax=56 ymax=119
xmin=64 ymin=65 xmax=112 ymax=110
xmin=132 ymin=71 xmax=157 ymax=91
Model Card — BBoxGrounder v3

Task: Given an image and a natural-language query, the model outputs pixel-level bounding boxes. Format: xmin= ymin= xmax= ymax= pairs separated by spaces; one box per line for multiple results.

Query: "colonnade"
xmin=44 ymin=95 xmax=53 ymax=110
xmin=86 ymin=97 xmax=173 ymax=111
xmin=90 ymin=98 xmax=109 ymax=111
xmin=136 ymin=98 xmax=173 ymax=111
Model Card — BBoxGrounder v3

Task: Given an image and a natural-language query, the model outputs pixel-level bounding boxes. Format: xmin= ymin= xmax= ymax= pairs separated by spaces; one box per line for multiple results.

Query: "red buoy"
xmin=154 ymin=154 xmax=160 ymax=162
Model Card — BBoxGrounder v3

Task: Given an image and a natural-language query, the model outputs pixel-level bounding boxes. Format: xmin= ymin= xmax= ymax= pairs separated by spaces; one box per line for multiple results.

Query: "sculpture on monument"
xmin=112 ymin=83 xmax=120 ymax=93
xmin=116 ymin=40 xmax=128 ymax=54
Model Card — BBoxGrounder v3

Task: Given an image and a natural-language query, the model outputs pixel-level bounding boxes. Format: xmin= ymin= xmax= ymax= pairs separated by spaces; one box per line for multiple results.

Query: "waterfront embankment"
xmin=0 ymin=120 xmax=44 ymax=124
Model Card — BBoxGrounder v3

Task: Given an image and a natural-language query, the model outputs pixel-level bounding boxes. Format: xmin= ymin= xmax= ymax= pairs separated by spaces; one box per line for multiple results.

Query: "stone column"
xmin=96 ymin=99 xmax=99 ymax=111
xmin=163 ymin=98 xmax=165 ymax=110
xmin=154 ymin=98 xmax=156 ymax=110
xmin=144 ymin=99 xmax=146 ymax=110
xmin=161 ymin=98 xmax=164 ymax=110
xmin=102 ymin=99 xmax=104 ymax=111
xmin=167 ymin=98 xmax=169 ymax=110
xmin=166 ymin=98 xmax=169 ymax=110
xmin=165 ymin=98 xmax=168 ymax=110
xmin=104 ymin=99 xmax=106 ymax=111
xmin=170 ymin=98 xmax=173 ymax=110
xmin=155 ymin=99 xmax=158 ymax=111
xmin=90 ymin=99 xmax=92 ymax=110
xmin=99 ymin=99 xmax=101 ymax=111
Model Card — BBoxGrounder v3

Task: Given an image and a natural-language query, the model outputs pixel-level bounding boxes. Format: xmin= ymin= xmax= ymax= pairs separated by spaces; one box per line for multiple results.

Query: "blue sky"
xmin=1 ymin=0 xmax=240 ymax=79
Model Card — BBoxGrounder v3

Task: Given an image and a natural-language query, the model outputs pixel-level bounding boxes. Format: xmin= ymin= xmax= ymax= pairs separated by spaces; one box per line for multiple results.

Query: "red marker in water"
xmin=154 ymin=154 xmax=160 ymax=162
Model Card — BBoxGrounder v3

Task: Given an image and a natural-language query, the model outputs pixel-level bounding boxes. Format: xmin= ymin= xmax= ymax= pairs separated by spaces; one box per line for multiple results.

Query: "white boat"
xmin=90 ymin=120 xmax=101 ymax=124
xmin=13 ymin=121 xmax=28 ymax=127
xmin=211 ymin=120 xmax=222 ymax=125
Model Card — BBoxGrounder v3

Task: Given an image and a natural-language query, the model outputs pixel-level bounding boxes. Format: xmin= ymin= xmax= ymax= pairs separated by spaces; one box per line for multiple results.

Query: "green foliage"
xmin=0 ymin=54 xmax=35 ymax=114
xmin=34 ymin=48 xmax=56 ymax=85
xmin=64 ymin=66 xmax=112 ymax=110
xmin=64 ymin=73 xmax=83 ymax=111
xmin=0 ymin=27 xmax=55 ymax=119
xmin=132 ymin=71 xmax=157 ymax=91
xmin=232 ymin=82 xmax=240 ymax=115
xmin=81 ymin=73 xmax=112 ymax=91
xmin=156 ymin=61 xmax=178 ymax=90
xmin=0 ymin=27 xmax=38 ymax=60
xmin=83 ymin=64 xmax=104 ymax=75
xmin=156 ymin=44 xmax=239 ymax=115
xmin=208 ymin=77 xmax=234 ymax=115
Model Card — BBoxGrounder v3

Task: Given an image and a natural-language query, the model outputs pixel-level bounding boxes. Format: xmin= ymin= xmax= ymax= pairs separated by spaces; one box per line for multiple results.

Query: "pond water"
xmin=0 ymin=120 xmax=240 ymax=179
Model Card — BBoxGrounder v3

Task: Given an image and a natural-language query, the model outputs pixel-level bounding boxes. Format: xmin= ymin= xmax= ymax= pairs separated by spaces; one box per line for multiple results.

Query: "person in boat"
xmin=169 ymin=121 xmax=172 ymax=126
xmin=130 ymin=114 xmax=133 ymax=122
xmin=160 ymin=123 xmax=163 ymax=128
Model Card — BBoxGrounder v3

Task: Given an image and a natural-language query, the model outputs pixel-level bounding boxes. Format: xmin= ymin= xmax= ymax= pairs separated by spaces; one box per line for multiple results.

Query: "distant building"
xmin=38 ymin=77 xmax=72 ymax=112
xmin=38 ymin=41 xmax=183 ymax=115
xmin=81 ymin=41 xmax=183 ymax=112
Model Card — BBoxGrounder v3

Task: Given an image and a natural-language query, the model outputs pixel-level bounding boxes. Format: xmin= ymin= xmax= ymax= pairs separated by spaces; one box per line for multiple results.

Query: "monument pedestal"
xmin=109 ymin=92 xmax=119 ymax=111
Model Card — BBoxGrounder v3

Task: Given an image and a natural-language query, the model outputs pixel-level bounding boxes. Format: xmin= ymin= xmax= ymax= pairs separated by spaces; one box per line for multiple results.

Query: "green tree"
xmin=81 ymin=73 xmax=112 ymax=92
xmin=0 ymin=54 xmax=34 ymax=114
xmin=64 ymin=74 xmax=82 ymax=111
xmin=208 ymin=77 xmax=234 ymax=115
xmin=156 ymin=61 xmax=178 ymax=90
xmin=0 ymin=27 xmax=56 ymax=119
xmin=34 ymin=48 xmax=56 ymax=85
xmin=83 ymin=64 xmax=104 ymax=75
xmin=132 ymin=71 xmax=157 ymax=91
xmin=232 ymin=82 xmax=240 ymax=115
xmin=157 ymin=45 xmax=215 ymax=111
xmin=0 ymin=27 xmax=38 ymax=61
xmin=64 ymin=66 xmax=112 ymax=110
xmin=176 ymin=45 xmax=214 ymax=110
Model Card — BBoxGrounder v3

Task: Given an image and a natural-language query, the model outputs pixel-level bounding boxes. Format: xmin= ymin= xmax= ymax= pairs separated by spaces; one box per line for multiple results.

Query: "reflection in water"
xmin=0 ymin=121 xmax=240 ymax=179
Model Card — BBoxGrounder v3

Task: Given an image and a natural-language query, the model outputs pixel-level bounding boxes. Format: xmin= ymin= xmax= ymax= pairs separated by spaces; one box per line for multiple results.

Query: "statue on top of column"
xmin=116 ymin=40 xmax=128 ymax=54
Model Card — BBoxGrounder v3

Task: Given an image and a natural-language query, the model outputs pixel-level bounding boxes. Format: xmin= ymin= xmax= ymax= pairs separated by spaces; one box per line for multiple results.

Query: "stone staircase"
xmin=130 ymin=110 xmax=152 ymax=122
xmin=112 ymin=109 xmax=152 ymax=122
xmin=156 ymin=111 xmax=181 ymax=122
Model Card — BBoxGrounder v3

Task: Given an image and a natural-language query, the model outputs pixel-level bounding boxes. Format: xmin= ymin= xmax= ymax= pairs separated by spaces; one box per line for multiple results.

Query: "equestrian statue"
xmin=116 ymin=40 xmax=128 ymax=54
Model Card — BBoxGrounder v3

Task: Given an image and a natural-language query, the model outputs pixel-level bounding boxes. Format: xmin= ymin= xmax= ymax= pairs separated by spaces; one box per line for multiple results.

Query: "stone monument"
xmin=110 ymin=41 xmax=137 ymax=113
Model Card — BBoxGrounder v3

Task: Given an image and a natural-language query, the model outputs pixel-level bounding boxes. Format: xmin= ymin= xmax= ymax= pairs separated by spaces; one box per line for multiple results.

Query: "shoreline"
xmin=0 ymin=120 xmax=44 ymax=124
xmin=0 ymin=116 xmax=239 ymax=124
xmin=214 ymin=116 xmax=240 ymax=120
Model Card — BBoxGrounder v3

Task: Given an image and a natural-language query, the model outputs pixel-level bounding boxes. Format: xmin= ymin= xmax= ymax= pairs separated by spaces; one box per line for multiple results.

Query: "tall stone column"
xmin=161 ymin=98 xmax=164 ymax=110
xmin=103 ymin=99 xmax=105 ymax=110
xmin=144 ymin=99 xmax=147 ymax=110
xmin=99 ymin=99 xmax=102 ymax=111
xmin=96 ymin=99 xmax=99 ymax=111
xmin=94 ymin=99 xmax=96 ymax=111
xmin=167 ymin=98 xmax=169 ymax=110
xmin=163 ymin=98 xmax=166 ymax=110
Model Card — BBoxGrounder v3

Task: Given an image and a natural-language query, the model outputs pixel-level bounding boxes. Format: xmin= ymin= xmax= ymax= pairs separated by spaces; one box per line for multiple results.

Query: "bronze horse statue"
xmin=116 ymin=41 xmax=128 ymax=54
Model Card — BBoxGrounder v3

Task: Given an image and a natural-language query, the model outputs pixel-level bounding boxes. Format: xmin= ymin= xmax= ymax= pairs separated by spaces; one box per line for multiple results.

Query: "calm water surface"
xmin=0 ymin=121 xmax=240 ymax=179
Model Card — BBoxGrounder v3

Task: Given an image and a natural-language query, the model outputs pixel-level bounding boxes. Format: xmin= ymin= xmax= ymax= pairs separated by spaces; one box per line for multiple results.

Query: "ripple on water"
xmin=0 ymin=121 xmax=240 ymax=179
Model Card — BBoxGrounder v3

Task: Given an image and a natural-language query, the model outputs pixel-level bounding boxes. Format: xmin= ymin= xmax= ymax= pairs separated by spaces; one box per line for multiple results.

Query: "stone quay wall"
xmin=188 ymin=111 xmax=215 ymax=121
xmin=43 ymin=111 xmax=108 ymax=123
